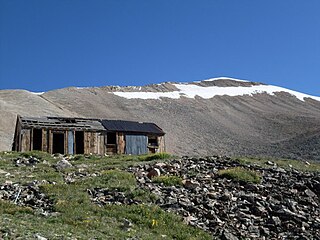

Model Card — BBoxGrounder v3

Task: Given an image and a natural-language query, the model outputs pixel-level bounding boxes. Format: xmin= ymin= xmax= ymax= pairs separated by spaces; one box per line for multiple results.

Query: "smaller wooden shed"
xmin=12 ymin=115 xmax=165 ymax=155
xmin=101 ymin=120 xmax=165 ymax=155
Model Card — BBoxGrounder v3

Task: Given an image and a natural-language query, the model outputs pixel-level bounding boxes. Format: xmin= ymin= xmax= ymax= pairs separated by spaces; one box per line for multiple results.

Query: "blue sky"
xmin=0 ymin=0 xmax=319 ymax=95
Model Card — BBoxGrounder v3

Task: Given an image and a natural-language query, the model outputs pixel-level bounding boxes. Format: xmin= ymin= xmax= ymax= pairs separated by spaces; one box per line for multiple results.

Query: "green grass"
xmin=80 ymin=169 xmax=137 ymax=190
xmin=0 ymin=150 xmax=66 ymax=185
xmin=0 ymin=200 xmax=33 ymax=215
xmin=153 ymin=175 xmax=183 ymax=186
xmin=20 ymin=151 xmax=55 ymax=160
xmin=139 ymin=152 xmax=172 ymax=161
xmin=69 ymin=153 xmax=172 ymax=173
xmin=218 ymin=167 xmax=262 ymax=184
xmin=237 ymin=156 xmax=320 ymax=172
xmin=0 ymin=151 xmax=211 ymax=239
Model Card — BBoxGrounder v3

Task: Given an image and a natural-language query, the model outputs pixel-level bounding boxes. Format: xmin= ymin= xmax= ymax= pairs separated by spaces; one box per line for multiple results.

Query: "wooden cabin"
xmin=12 ymin=116 xmax=165 ymax=155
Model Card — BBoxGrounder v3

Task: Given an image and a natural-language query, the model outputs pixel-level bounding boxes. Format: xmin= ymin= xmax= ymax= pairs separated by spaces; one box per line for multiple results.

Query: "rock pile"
xmin=126 ymin=156 xmax=320 ymax=239
xmin=1 ymin=154 xmax=319 ymax=239
xmin=0 ymin=181 xmax=53 ymax=215
xmin=14 ymin=156 xmax=40 ymax=167
xmin=88 ymin=188 xmax=140 ymax=206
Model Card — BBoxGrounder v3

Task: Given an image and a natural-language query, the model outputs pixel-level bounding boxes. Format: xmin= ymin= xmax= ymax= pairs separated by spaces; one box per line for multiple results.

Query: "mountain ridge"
xmin=1 ymin=77 xmax=320 ymax=160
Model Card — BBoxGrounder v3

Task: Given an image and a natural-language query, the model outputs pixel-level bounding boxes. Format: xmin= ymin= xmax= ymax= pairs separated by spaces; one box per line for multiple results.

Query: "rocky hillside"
xmin=129 ymin=156 xmax=320 ymax=239
xmin=1 ymin=77 xmax=320 ymax=160
xmin=1 ymin=152 xmax=319 ymax=239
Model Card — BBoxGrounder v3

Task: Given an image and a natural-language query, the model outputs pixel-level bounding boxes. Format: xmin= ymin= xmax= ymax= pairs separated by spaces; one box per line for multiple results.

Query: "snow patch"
xmin=112 ymin=83 xmax=320 ymax=102
xmin=30 ymin=92 xmax=45 ymax=95
xmin=76 ymin=87 xmax=93 ymax=90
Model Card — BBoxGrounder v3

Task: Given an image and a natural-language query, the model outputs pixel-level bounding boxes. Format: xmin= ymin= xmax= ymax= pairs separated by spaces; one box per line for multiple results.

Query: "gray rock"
xmin=34 ymin=234 xmax=47 ymax=240
xmin=182 ymin=179 xmax=200 ymax=190
xmin=221 ymin=230 xmax=239 ymax=240
xmin=55 ymin=159 xmax=73 ymax=171
xmin=0 ymin=169 xmax=8 ymax=174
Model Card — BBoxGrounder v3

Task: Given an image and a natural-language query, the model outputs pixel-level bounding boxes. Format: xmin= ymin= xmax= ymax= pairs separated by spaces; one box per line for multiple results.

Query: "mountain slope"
xmin=1 ymin=77 xmax=320 ymax=160
xmin=0 ymin=90 xmax=79 ymax=150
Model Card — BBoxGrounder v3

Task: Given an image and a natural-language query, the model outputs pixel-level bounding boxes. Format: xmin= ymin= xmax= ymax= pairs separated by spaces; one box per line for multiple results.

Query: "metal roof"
xmin=101 ymin=120 xmax=165 ymax=135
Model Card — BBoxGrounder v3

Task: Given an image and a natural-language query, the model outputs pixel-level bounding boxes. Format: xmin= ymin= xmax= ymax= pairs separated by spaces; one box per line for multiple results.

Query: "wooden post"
xmin=30 ymin=128 xmax=33 ymax=151
xmin=117 ymin=132 xmax=125 ymax=154
xmin=21 ymin=129 xmax=31 ymax=152
xmin=64 ymin=130 xmax=68 ymax=155
xmin=42 ymin=129 xmax=48 ymax=152
xmin=48 ymin=130 xmax=53 ymax=154
xmin=158 ymin=136 xmax=165 ymax=153
xmin=84 ymin=131 xmax=89 ymax=154
xmin=97 ymin=133 xmax=105 ymax=155
xmin=18 ymin=126 xmax=22 ymax=152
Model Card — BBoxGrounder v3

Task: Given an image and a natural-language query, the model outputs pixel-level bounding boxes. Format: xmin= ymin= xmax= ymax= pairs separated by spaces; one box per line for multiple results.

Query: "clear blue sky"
xmin=0 ymin=0 xmax=319 ymax=95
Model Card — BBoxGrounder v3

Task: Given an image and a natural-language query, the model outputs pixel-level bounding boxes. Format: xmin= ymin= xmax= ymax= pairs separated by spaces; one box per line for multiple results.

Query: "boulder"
xmin=55 ymin=159 xmax=73 ymax=171
xmin=147 ymin=168 xmax=161 ymax=178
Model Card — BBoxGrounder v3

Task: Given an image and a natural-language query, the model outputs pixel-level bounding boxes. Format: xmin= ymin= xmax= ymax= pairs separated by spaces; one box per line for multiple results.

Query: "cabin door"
xmin=52 ymin=132 xmax=65 ymax=154
xmin=125 ymin=134 xmax=148 ymax=155
xmin=68 ymin=131 xmax=74 ymax=155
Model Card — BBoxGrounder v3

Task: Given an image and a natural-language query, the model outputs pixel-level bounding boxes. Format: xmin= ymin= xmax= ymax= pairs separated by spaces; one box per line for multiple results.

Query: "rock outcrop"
xmin=1 ymin=155 xmax=319 ymax=239
xmin=93 ymin=156 xmax=320 ymax=239
xmin=130 ymin=157 xmax=320 ymax=239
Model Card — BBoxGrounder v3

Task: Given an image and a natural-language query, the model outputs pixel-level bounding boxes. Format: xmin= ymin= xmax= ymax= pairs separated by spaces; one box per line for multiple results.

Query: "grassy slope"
xmin=1 ymin=152 xmax=320 ymax=239
xmin=0 ymin=152 xmax=211 ymax=240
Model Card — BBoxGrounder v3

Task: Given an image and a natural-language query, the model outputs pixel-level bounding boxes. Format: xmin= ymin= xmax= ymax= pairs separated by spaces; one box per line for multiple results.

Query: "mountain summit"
xmin=111 ymin=77 xmax=320 ymax=101
xmin=1 ymin=77 xmax=320 ymax=160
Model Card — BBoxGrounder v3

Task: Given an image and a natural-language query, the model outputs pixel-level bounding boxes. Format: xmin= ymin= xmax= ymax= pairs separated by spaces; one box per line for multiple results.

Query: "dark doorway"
xmin=33 ymin=128 xmax=42 ymax=151
xmin=75 ymin=131 xmax=84 ymax=154
xmin=52 ymin=132 xmax=65 ymax=154
xmin=107 ymin=132 xmax=116 ymax=144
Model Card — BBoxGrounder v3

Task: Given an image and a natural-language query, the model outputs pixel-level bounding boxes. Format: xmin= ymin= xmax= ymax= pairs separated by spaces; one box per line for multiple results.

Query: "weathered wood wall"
xmin=13 ymin=119 xmax=22 ymax=151
xmin=158 ymin=136 xmax=165 ymax=153
xmin=20 ymin=129 xmax=31 ymax=152
xmin=14 ymin=125 xmax=165 ymax=155
xmin=117 ymin=132 xmax=125 ymax=154
xmin=48 ymin=130 xmax=53 ymax=154
xmin=84 ymin=131 xmax=101 ymax=154
xmin=42 ymin=129 xmax=48 ymax=152
xmin=97 ymin=133 xmax=105 ymax=155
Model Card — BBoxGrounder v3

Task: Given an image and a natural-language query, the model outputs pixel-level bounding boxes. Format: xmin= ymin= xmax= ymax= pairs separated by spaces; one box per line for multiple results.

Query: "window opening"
xmin=107 ymin=132 xmax=117 ymax=144
xmin=148 ymin=136 xmax=158 ymax=146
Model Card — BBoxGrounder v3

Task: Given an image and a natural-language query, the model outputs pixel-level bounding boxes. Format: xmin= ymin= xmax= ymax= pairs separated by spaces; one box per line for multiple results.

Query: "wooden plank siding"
xmin=17 ymin=123 xmax=22 ymax=151
xmin=62 ymin=131 xmax=66 ymax=154
xmin=84 ymin=131 xmax=90 ymax=154
xmin=158 ymin=136 xmax=165 ymax=153
xmin=48 ymin=130 xmax=53 ymax=154
xmin=13 ymin=119 xmax=22 ymax=151
xmin=30 ymin=128 xmax=33 ymax=151
xmin=97 ymin=133 xmax=105 ymax=155
xmin=21 ymin=129 xmax=31 ymax=152
xmin=13 ymin=116 xmax=165 ymax=155
xmin=92 ymin=132 xmax=98 ymax=154
xmin=117 ymin=132 xmax=125 ymax=154
xmin=84 ymin=131 xmax=100 ymax=154
xmin=16 ymin=130 xmax=165 ymax=155
xmin=42 ymin=129 xmax=48 ymax=152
